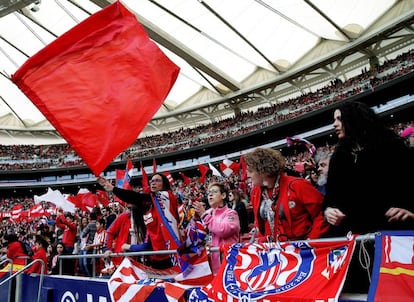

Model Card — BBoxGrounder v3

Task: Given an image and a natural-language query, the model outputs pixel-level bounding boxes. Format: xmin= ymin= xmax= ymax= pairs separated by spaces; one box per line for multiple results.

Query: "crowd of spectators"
xmin=0 ymin=107 xmax=408 ymax=276
xmin=0 ymin=49 xmax=413 ymax=171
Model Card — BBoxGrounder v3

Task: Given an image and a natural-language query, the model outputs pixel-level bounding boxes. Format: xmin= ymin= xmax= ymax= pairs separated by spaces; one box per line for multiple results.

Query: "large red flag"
xmin=11 ymin=1 xmax=180 ymax=176
xmin=71 ymin=188 xmax=100 ymax=212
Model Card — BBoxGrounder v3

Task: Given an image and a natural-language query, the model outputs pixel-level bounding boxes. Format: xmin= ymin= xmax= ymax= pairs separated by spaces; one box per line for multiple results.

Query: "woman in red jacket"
xmin=26 ymin=235 xmax=48 ymax=275
xmin=244 ymin=147 xmax=329 ymax=242
xmin=0 ymin=233 xmax=28 ymax=271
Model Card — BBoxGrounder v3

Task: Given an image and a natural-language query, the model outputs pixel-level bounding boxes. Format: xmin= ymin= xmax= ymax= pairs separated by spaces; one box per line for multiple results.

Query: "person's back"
xmin=2 ymin=234 xmax=28 ymax=266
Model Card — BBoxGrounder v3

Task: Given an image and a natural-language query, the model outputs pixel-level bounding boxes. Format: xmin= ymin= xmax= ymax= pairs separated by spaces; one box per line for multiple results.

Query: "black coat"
xmin=324 ymin=136 xmax=413 ymax=235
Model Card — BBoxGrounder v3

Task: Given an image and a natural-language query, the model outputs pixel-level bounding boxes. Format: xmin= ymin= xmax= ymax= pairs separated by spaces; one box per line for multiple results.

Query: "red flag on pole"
xmin=153 ymin=159 xmax=157 ymax=174
xmin=11 ymin=1 xmax=180 ymax=176
xmin=140 ymin=161 xmax=150 ymax=193
xmin=116 ymin=160 xmax=134 ymax=191
xmin=180 ymin=172 xmax=190 ymax=186
xmin=219 ymin=159 xmax=240 ymax=177
xmin=198 ymin=164 xmax=210 ymax=184
xmin=96 ymin=190 xmax=110 ymax=207
xmin=163 ymin=171 xmax=174 ymax=185
xmin=239 ymin=155 xmax=247 ymax=181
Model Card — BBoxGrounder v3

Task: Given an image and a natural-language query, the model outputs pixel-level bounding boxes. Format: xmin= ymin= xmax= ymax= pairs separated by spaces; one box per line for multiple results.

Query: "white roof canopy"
xmin=1 ymin=0 xmax=413 ymax=144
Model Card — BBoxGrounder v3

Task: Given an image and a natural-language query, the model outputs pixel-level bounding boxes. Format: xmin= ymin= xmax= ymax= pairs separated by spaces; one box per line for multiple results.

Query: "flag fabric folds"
xmin=108 ymin=251 xmax=213 ymax=302
xmin=239 ymin=154 xmax=247 ymax=181
xmin=197 ymin=164 xmax=209 ymax=184
xmin=96 ymin=189 xmax=110 ymax=207
xmin=34 ymin=188 xmax=76 ymax=213
xmin=11 ymin=1 xmax=180 ymax=176
xmin=29 ymin=204 xmax=45 ymax=218
xmin=163 ymin=171 xmax=174 ymax=185
xmin=69 ymin=188 xmax=99 ymax=212
xmin=180 ymin=172 xmax=190 ymax=186
xmin=208 ymin=163 xmax=222 ymax=178
xmin=10 ymin=205 xmax=23 ymax=221
xmin=189 ymin=238 xmax=356 ymax=302
xmin=140 ymin=161 xmax=150 ymax=193
xmin=219 ymin=159 xmax=240 ymax=177
xmin=286 ymin=136 xmax=316 ymax=154
xmin=367 ymin=230 xmax=414 ymax=302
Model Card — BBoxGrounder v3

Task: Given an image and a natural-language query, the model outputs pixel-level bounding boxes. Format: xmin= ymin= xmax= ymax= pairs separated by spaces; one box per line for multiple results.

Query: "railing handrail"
xmin=54 ymin=232 xmax=377 ymax=278
xmin=0 ymin=258 xmax=45 ymax=302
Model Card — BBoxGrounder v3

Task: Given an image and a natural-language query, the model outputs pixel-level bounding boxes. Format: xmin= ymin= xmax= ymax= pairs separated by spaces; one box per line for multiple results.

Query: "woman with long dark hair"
xmin=323 ymin=101 xmax=414 ymax=293
xmin=324 ymin=101 xmax=414 ymax=234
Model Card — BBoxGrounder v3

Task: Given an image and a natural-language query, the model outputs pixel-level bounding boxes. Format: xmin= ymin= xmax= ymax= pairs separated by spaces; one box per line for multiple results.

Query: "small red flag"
xmin=163 ymin=171 xmax=174 ymax=185
xmin=198 ymin=164 xmax=210 ymax=184
xmin=11 ymin=1 xmax=180 ymax=176
xmin=219 ymin=159 xmax=240 ymax=177
xmin=140 ymin=161 xmax=150 ymax=193
xmin=153 ymin=159 xmax=157 ymax=174
xmin=180 ymin=172 xmax=190 ymax=186
xmin=239 ymin=155 xmax=247 ymax=181
xmin=96 ymin=190 xmax=110 ymax=207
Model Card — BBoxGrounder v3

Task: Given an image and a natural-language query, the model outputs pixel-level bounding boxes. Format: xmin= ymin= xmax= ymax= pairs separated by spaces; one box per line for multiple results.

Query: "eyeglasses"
xmin=150 ymin=179 xmax=162 ymax=183
xmin=207 ymin=189 xmax=220 ymax=194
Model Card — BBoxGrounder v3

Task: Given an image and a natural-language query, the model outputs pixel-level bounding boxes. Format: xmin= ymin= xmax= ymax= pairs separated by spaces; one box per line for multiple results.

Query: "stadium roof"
xmin=1 ymin=0 xmax=414 ymax=145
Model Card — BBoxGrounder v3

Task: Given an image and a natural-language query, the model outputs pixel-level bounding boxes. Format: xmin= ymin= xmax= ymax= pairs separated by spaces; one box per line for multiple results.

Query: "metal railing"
xmin=56 ymin=233 xmax=376 ymax=278
xmin=0 ymin=259 xmax=45 ymax=302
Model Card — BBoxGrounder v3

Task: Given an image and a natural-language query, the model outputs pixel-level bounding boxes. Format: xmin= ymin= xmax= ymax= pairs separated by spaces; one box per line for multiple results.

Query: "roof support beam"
xmin=89 ymin=0 xmax=241 ymax=92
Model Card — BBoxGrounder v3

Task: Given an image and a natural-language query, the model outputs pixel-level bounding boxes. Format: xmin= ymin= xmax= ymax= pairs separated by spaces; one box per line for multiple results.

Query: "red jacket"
xmin=105 ymin=212 xmax=131 ymax=253
xmin=55 ymin=214 xmax=77 ymax=248
xmin=251 ymin=173 xmax=329 ymax=241
xmin=26 ymin=247 xmax=47 ymax=274
xmin=7 ymin=241 xmax=27 ymax=266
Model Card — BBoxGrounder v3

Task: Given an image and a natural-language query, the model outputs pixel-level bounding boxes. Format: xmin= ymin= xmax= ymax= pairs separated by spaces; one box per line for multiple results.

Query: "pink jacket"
xmin=202 ymin=205 xmax=240 ymax=274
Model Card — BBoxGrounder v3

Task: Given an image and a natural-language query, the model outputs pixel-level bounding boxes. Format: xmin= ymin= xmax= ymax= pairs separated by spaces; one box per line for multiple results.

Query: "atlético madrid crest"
xmin=188 ymin=241 xmax=316 ymax=301
xmin=224 ymin=242 xmax=314 ymax=300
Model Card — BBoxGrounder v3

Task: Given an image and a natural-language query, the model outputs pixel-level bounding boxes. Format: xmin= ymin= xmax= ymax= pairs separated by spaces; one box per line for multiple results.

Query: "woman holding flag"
xmin=98 ymin=173 xmax=181 ymax=270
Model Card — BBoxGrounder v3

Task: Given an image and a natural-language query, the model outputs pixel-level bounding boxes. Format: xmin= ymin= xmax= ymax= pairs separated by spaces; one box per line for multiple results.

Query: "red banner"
xmin=189 ymin=239 xmax=356 ymax=302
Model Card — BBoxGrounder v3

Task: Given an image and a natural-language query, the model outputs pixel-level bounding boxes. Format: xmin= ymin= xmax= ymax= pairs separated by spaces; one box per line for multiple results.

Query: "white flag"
xmin=34 ymin=187 xmax=76 ymax=213
xmin=208 ymin=162 xmax=222 ymax=177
